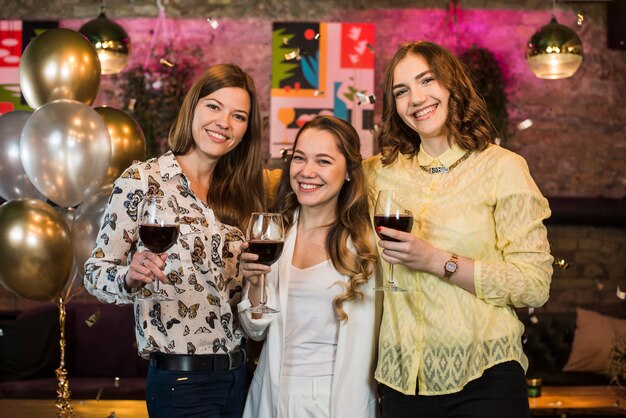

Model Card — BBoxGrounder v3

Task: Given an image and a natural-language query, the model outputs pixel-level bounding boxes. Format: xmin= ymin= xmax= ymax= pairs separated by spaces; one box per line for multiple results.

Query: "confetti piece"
xmin=160 ymin=58 xmax=175 ymax=68
xmin=356 ymin=92 xmax=376 ymax=105
xmin=85 ymin=308 xmax=101 ymax=327
xmin=114 ymin=377 xmax=120 ymax=388
xmin=314 ymin=33 xmax=320 ymax=40
xmin=282 ymin=37 xmax=290 ymax=45
xmin=494 ymin=137 xmax=501 ymax=145
xmin=207 ymin=17 xmax=219 ymax=29
xmin=128 ymin=98 xmax=136 ymax=112
xmin=285 ymin=48 xmax=300 ymax=61
xmin=617 ymin=285 xmax=625 ymax=300
xmin=313 ymin=90 xmax=324 ymax=96
xmin=366 ymin=42 xmax=375 ymax=52
xmin=595 ymin=279 xmax=605 ymax=290
xmin=96 ymin=387 xmax=103 ymax=401
xmin=518 ymin=119 xmax=533 ymax=130
xmin=529 ymin=315 xmax=539 ymax=324
xmin=554 ymin=258 xmax=570 ymax=270
xmin=0 ymin=328 xmax=3 ymax=336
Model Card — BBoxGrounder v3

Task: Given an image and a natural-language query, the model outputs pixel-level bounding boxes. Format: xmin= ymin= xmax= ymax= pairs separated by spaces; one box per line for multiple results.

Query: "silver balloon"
xmin=0 ymin=111 xmax=45 ymax=201
xmin=71 ymin=185 xmax=111 ymax=276
xmin=20 ymin=99 xmax=111 ymax=208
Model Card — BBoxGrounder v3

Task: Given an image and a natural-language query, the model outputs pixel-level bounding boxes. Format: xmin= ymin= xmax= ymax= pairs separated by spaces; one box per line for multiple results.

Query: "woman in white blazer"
xmin=238 ymin=115 xmax=381 ymax=418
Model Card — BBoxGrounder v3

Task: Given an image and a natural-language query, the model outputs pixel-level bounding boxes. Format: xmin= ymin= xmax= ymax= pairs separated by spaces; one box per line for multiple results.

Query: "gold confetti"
xmin=207 ymin=17 xmax=219 ymax=29
xmin=617 ymin=285 xmax=625 ymax=300
xmin=529 ymin=315 xmax=539 ymax=324
xmin=356 ymin=92 xmax=376 ymax=106
xmin=576 ymin=11 xmax=585 ymax=28
xmin=282 ymin=37 xmax=290 ymax=45
xmin=313 ymin=90 xmax=324 ymax=96
xmin=554 ymin=258 xmax=570 ymax=270
xmin=85 ymin=308 xmax=101 ymax=327
xmin=284 ymin=48 xmax=300 ymax=61
xmin=160 ymin=58 xmax=175 ymax=68
xmin=128 ymin=98 xmax=136 ymax=112
xmin=517 ymin=119 xmax=533 ymax=130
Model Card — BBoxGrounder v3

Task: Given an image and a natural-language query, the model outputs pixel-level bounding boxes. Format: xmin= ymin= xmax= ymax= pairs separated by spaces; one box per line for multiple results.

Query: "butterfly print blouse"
xmin=84 ymin=151 xmax=245 ymax=357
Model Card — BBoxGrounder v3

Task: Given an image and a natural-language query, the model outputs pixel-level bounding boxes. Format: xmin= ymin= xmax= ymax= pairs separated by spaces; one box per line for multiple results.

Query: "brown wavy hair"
xmin=168 ymin=64 xmax=265 ymax=230
xmin=379 ymin=41 xmax=497 ymax=165
xmin=274 ymin=116 xmax=377 ymax=322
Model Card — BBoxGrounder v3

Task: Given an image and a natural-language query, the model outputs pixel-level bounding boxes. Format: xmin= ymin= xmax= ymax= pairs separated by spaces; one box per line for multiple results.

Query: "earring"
xmin=345 ymin=174 xmax=351 ymax=182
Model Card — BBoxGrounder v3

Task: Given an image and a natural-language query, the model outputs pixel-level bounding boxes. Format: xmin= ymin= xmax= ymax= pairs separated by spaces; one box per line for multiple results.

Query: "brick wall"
xmin=0 ymin=1 xmax=624 ymax=312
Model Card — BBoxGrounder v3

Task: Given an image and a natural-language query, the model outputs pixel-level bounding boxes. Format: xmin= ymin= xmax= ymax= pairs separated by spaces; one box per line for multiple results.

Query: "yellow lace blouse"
xmin=364 ymin=143 xmax=553 ymax=396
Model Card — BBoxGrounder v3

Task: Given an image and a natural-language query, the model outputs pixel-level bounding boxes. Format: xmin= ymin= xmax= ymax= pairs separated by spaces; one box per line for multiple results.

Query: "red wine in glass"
xmin=139 ymin=224 xmax=179 ymax=253
xmin=137 ymin=195 xmax=179 ymax=302
xmin=247 ymin=240 xmax=285 ymax=266
xmin=374 ymin=214 xmax=414 ymax=242
xmin=246 ymin=212 xmax=285 ymax=314
xmin=374 ymin=190 xmax=414 ymax=292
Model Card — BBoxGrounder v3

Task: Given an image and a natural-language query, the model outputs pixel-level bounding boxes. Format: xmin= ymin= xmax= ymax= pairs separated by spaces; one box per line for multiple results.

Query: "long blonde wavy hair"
xmin=274 ymin=116 xmax=377 ymax=321
xmin=378 ymin=41 xmax=497 ymax=165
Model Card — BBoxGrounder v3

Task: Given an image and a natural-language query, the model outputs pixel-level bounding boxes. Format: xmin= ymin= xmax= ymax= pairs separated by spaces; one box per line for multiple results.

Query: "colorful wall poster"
xmin=0 ymin=20 xmax=58 ymax=115
xmin=270 ymin=22 xmax=375 ymax=158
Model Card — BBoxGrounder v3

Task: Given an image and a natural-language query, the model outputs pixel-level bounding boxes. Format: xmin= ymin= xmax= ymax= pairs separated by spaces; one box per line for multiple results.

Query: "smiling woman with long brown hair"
xmin=84 ymin=63 xmax=266 ymax=418
xmin=365 ymin=41 xmax=553 ymax=418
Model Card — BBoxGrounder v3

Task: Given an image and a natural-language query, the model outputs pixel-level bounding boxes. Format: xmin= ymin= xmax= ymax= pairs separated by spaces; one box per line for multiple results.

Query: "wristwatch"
xmin=444 ymin=253 xmax=459 ymax=279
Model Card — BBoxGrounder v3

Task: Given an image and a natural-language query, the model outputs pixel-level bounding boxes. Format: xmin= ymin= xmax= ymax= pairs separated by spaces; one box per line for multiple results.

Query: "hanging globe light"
xmin=526 ymin=16 xmax=583 ymax=80
xmin=79 ymin=7 xmax=130 ymax=75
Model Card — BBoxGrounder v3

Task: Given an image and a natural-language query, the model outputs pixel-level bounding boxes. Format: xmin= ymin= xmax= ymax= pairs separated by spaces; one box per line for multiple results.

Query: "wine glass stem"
xmin=259 ymin=273 xmax=267 ymax=307
xmin=388 ymin=264 xmax=395 ymax=287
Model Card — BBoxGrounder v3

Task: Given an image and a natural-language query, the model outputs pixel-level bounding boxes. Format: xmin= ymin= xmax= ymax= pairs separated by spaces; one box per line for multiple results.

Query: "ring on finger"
xmin=140 ymin=259 xmax=146 ymax=267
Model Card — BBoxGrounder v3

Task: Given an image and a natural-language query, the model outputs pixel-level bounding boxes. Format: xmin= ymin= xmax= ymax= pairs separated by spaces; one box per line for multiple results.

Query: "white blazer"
xmin=238 ymin=222 xmax=381 ymax=418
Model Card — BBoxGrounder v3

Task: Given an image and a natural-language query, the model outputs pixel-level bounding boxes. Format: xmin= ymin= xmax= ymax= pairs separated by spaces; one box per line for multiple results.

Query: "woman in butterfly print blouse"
xmin=84 ymin=64 xmax=266 ymax=418
xmin=364 ymin=42 xmax=553 ymax=418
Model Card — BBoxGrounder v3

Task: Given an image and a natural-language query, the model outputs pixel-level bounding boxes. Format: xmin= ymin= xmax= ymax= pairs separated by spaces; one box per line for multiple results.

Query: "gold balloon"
xmin=95 ymin=106 xmax=146 ymax=186
xmin=0 ymin=199 xmax=73 ymax=301
xmin=19 ymin=28 xmax=101 ymax=109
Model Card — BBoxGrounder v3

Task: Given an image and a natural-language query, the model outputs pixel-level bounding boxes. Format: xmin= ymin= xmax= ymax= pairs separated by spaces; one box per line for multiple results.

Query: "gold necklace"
xmin=419 ymin=150 xmax=472 ymax=174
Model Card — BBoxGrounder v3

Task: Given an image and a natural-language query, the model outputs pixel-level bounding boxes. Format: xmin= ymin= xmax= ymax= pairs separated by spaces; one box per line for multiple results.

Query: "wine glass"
xmin=245 ymin=212 xmax=285 ymax=314
xmin=373 ymin=190 xmax=414 ymax=292
xmin=137 ymin=195 xmax=179 ymax=302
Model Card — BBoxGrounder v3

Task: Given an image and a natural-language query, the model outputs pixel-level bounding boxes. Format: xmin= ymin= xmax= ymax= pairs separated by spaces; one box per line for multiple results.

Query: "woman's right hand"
xmin=124 ymin=250 xmax=168 ymax=291
xmin=240 ymin=241 xmax=271 ymax=287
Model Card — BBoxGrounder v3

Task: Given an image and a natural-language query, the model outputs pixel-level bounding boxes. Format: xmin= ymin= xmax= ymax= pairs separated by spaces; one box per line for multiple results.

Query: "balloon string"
xmin=143 ymin=8 xmax=166 ymax=69
xmin=54 ymin=297 xmax=74 ymax=417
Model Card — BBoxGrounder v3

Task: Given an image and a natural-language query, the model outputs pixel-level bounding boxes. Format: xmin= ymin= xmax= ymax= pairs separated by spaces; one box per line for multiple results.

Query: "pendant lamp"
xmin=79 ymin=2 xmax=130 ymax=75
xmin=526 ymin=1 xmax=583 ymax=80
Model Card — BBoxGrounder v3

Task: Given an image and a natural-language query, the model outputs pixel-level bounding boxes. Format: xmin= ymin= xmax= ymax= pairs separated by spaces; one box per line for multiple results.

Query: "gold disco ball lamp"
xmin=526 ymin=15 xmax=583 ymax=80
xmin=79 ymin=5 xmax=130 ymax=75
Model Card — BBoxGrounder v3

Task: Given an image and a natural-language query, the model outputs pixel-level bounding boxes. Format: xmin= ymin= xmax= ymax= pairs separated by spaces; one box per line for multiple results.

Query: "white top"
xmin=282 ymin=261 xmax=343 ymax=377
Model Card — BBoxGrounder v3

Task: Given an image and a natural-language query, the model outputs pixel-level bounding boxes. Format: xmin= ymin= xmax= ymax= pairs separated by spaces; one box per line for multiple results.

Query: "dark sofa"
xmin=519 ymin=309 xmax=613 ymax=386
xmin=0 ymin=302 xmax=147 ymax=400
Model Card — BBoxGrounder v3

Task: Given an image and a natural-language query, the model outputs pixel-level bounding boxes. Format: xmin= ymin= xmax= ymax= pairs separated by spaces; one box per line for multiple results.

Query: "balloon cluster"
xmin=0 ymin=28 xmax=146 ymax=303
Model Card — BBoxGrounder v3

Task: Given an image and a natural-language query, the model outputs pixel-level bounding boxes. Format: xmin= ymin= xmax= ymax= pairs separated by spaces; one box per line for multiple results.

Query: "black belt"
xmin=150 ymin=349 xmax=247 ymax=372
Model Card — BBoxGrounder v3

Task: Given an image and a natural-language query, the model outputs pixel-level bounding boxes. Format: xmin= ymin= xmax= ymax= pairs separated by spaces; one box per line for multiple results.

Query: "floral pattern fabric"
xmin=84 ymin=151 xmax=245 ymax=358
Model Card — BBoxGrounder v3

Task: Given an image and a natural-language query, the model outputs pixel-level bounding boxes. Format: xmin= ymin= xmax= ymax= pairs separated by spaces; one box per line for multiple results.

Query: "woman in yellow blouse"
xmin=364 ymin=41 xmax=553 ymax=417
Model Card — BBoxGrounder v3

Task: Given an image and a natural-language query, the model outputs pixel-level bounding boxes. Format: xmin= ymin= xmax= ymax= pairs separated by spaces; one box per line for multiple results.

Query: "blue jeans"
xmin=146 ymin=359 xmax=247 ymax=418
xmin=381 ymin=361 xmax=529 ymax=418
